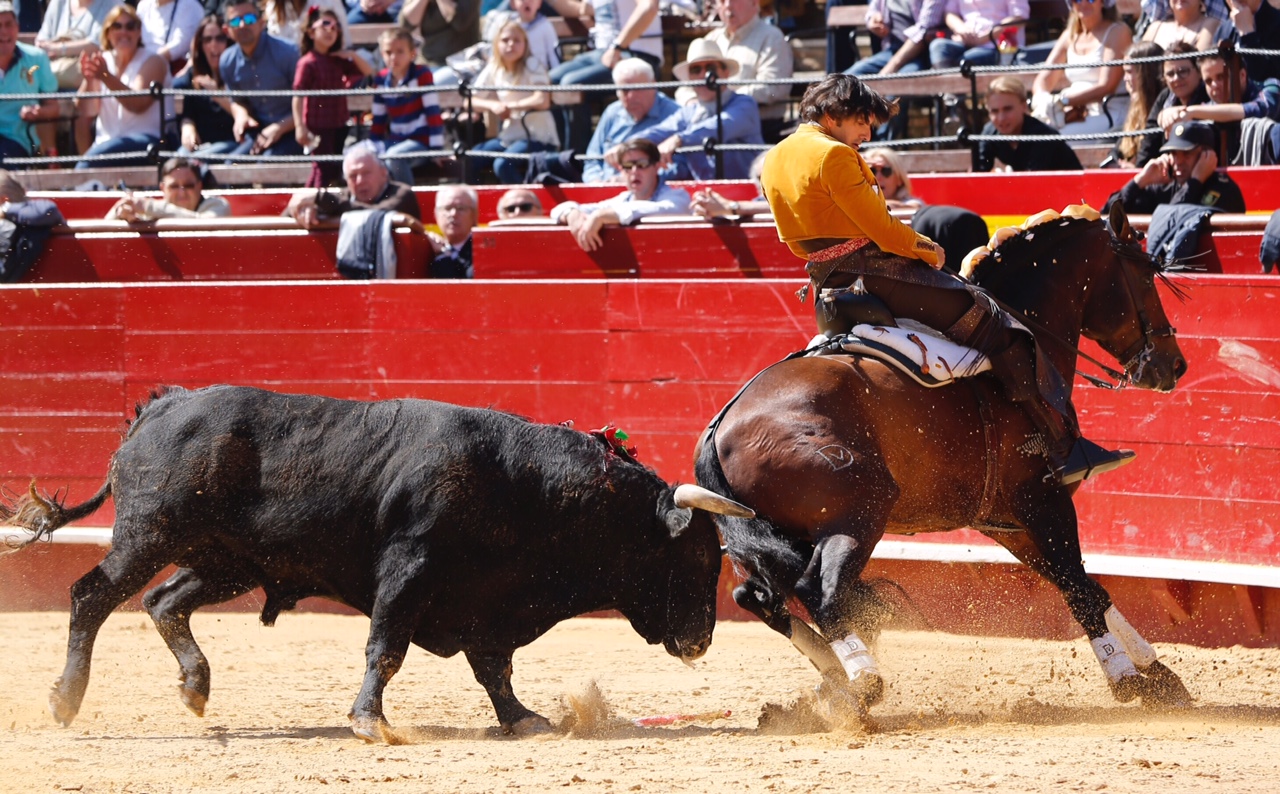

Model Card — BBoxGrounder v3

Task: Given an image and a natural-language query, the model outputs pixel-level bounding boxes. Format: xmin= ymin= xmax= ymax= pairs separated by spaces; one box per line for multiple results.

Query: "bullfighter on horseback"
xmin=761 ymin=73 xmax=1130 ymax=484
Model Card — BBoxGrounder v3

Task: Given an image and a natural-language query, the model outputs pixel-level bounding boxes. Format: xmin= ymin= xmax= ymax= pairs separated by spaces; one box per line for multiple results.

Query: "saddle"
xmin=809 ymin=286 xmax=991 ymax=388
xmin=809 ymin=324 xmax=993 ymax=388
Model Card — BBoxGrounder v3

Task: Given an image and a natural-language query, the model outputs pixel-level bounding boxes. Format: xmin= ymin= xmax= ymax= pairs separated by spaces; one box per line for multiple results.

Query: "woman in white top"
xmin=74 ymin=4 xmax=171 ymax=170
xmin=468 ymin=19 xmax=559 ymax=184
xmin=1141 ymin=0 xmax=1232 ymax=50
xmin=135 ymin=0 xmax=204 ymax=71
xmin=1031 ymin=0 xmax=1133 ymax=136
xmin=265 ymin=0 xmax=349 ymax=46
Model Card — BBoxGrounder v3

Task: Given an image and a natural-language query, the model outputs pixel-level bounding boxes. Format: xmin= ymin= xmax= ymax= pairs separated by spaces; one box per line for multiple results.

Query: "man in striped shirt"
xmin=369 ymin=28 xmax=445 ymax=185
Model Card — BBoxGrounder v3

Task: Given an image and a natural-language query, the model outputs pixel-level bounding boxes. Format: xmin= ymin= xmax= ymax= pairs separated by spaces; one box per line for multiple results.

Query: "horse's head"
xmin=1084 ymin=204 xmax=1188 ymax=392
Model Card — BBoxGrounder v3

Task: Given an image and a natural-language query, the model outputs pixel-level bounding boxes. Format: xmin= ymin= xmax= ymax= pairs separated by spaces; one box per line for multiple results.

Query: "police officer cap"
xmin=1160 ymin=121 xmax=1215 ymax=153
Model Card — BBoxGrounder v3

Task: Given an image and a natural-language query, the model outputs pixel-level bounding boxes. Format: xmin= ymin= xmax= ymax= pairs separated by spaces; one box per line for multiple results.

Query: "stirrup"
xmin=1052 ymin=437 xmax=1137 ymax=484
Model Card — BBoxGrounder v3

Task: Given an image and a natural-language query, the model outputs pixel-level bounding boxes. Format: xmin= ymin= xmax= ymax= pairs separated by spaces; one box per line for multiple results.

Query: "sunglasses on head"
xmin=110 ymin=19 xmax=141 ymax=31
xmin=228 ymin=13 xmax=258 ymax=27
xmin=619 ymin=159 xmax=653 ymax=171
xmin=870 ymin=164 xmax=893 ymax=177
xmin=501 ymin=201 xmax=537 ymax=214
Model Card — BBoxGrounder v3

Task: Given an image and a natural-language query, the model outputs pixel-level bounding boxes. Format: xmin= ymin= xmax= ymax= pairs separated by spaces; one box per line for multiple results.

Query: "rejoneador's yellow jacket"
xmin=761 ymin=123 xmax=940 ymax=267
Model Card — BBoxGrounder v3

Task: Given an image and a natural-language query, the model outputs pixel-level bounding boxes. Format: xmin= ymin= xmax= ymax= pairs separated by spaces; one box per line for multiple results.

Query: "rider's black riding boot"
xmin=1025 ymin=395 xmax=1136 ymax=484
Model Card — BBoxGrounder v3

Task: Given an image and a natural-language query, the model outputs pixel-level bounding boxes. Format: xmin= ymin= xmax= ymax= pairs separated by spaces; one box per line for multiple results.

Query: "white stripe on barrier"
xmin=7 ymin=529 xmax=1280 ymax=590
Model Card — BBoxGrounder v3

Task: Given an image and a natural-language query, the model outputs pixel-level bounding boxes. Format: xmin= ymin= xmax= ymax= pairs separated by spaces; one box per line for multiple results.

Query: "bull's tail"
xmin=1 ymin=480 xmax=111 ymax=553
xmin=693 ymin=431 xmax=808 ymax=599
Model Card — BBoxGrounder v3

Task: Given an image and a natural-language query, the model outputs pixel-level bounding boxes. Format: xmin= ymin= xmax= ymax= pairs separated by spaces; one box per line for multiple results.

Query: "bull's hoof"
xmin=48 ymin=689 xmax=78 ymax=727
xmin=1137 ymin=662 xmax=1193 ymax=710
xmin=349 ymin=714 xmax=394 ymax=744
xmin=179 ymin=685 xmax=207 ymax=717
xmin=505 ymin=714 xmax=554 ymax=736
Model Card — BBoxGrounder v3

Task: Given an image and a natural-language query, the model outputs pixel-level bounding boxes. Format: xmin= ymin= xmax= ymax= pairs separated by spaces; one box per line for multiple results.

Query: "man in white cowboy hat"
xmin=673 ymin=0 xmax=793 ymax=136
xmin=620 ymin=38 xmax=763 ymax=181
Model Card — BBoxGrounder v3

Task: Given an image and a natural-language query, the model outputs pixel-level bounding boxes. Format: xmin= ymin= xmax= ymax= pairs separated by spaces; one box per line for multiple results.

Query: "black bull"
xmin=2 ymin=385 xmax=753 ymax=741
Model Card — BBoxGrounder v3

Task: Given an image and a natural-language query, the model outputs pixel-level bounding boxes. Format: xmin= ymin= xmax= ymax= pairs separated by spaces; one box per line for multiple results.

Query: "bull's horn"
xmin=673 ymin=484 xmax=755 ymax=518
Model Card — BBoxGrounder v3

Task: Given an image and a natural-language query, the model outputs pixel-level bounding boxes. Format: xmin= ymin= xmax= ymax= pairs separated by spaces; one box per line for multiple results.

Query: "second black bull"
xmin=1 ymin=385 xmax=753 ymax=742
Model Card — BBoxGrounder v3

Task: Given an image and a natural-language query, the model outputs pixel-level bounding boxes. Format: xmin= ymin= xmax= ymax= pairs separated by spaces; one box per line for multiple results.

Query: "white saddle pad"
xmin=808 ymin=322 xmax=992 ymax=387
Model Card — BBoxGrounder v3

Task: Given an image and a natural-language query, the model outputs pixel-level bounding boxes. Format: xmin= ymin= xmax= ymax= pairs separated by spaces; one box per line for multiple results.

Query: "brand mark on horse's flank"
xmin=818 ymin=445 xmax=855 ymax=470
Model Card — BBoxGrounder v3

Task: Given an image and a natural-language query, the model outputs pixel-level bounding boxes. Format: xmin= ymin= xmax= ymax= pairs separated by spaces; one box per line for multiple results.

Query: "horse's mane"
xmin=964 ymin=215 xmax=1103 ymax=290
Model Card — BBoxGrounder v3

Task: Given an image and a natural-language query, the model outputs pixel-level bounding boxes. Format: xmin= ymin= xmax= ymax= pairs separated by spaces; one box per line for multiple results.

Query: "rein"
xmin=985 ymin=235 xmax=1175 ymax=391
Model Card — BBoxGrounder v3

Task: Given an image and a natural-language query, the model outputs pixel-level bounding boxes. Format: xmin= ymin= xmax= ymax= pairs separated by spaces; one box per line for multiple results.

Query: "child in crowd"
xmin=368 ymin=28 xmax=445 ymax=186
xmin=292 ymin=6 xmax=372 ymax=187
xmin=435 ymin=0 xmax=559 ymax=86
xmin=468 ymin=18 xmax=559 ymax=184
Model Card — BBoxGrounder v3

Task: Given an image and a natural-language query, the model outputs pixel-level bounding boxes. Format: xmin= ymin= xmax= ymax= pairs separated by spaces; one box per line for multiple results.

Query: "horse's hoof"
xmin=813 ymin=675 xmax=881 ymax=730
xmin=1109 ymin=674 xmax=1143 ymax=704
xmin=1138 ymin=661 xmax=1193 ymax=710
xmin=350 ymin=714 xmax=393 ymax=743
xmin=179 ymin=685 xmax=207 ymax=717
xmin=506 ymin=714 xmax=554 ymax=736
xmin=48 ymin=689 xmax=78 ymax=727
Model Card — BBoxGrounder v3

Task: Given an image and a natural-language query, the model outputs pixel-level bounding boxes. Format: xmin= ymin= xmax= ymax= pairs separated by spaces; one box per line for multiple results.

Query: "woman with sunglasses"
xmin=175 ymin=14 xmax=238 ymax=156
xmin=1030 ymin=0 xmax=1132 ymax=137
xmin=74 ymin=4 xmax=171 ymax=170
xmin=293 ymin=6 xmax=371 ymax=186
xmin=861 ymin=147 xmax=922 ymax=211
xmin=135 ymin=0 xmax=203 ymax=72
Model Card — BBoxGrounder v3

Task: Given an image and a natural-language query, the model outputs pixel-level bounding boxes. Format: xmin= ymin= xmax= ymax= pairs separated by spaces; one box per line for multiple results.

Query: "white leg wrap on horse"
xmin=830 ymin=633 xmax=879 ymax=682
xmin=1104 ymin=605 xmax=1159 ymax=668
xmin=1091 ymin=633 xmax=1138 ymax=683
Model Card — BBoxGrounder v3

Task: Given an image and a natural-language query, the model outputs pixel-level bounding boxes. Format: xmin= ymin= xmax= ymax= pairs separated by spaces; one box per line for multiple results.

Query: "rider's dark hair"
xmin=798 ymin=74 xmax=898 ymax=125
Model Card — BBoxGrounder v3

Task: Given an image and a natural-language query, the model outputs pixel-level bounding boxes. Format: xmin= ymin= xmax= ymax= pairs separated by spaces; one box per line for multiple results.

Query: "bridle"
xmin=1084 ymin=238 xmax=1179 ymax=390
xmin=990 ymin=233 xmax=1178 ymax=391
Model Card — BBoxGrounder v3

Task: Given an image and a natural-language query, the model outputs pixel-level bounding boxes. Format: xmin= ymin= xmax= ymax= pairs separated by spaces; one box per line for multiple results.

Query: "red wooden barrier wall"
xmin=33 ymin=167 xmax=1280 ymax=222
xmin=1 ymin=277 xmax=1278 ymax=646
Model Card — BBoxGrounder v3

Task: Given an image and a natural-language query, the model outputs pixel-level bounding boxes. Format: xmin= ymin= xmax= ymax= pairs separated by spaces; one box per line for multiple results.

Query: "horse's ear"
xmin=1109 ymin=201 xmax=1136 ymax=244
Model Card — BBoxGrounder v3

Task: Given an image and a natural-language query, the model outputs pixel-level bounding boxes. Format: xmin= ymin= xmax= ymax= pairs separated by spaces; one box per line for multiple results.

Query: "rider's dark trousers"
xmin=813 ymin=248 xmax=1080 ymax=446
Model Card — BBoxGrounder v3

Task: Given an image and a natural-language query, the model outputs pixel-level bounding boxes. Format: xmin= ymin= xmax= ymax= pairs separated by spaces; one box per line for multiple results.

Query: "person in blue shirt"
xmin=582 ymin=57 xmax=677 ymax=183
xmin=550 ymin=137 xmax=690 ymax=251
xmin=1181 ymin=50 xmax=1280 ymax=165
xmin=0 ymin=1 xmax=58 ymax=162
xmin=626 ymin=38 xmax=762 ymax=181
xmin=219 ymin=0 xmax=302 ymax=158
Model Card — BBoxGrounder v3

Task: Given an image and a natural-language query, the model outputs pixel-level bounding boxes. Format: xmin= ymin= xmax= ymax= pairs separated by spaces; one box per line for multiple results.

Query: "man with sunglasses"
xmin=625 ymin=39 xmax=762 ymax=181
xmin=551 ymin=138 xmax=689 ymax=252
xmin=674 ymin=0 xmax=793 ymax=139
xmin=219 ymin=0 xmax=301 ymax=158
xmin=496 ymin=188 xmax=544 ymax=220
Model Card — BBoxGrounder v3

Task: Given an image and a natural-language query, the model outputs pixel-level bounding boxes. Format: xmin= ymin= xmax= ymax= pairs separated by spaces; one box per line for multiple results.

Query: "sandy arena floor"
xmin=4 ymin=611 xmax=1280 ymax=793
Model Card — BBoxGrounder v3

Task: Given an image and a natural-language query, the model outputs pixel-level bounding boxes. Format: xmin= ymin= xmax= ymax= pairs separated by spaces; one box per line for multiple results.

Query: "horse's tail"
xmin=694 ymin=430 xmax=808 ymax=594
xmin=0 ymin=480 xmax=112 ymax=554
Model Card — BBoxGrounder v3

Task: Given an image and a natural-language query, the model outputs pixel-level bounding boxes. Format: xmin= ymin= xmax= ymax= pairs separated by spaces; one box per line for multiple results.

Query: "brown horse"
xmin=694 ymin=204 xmax=1192 ymax=722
